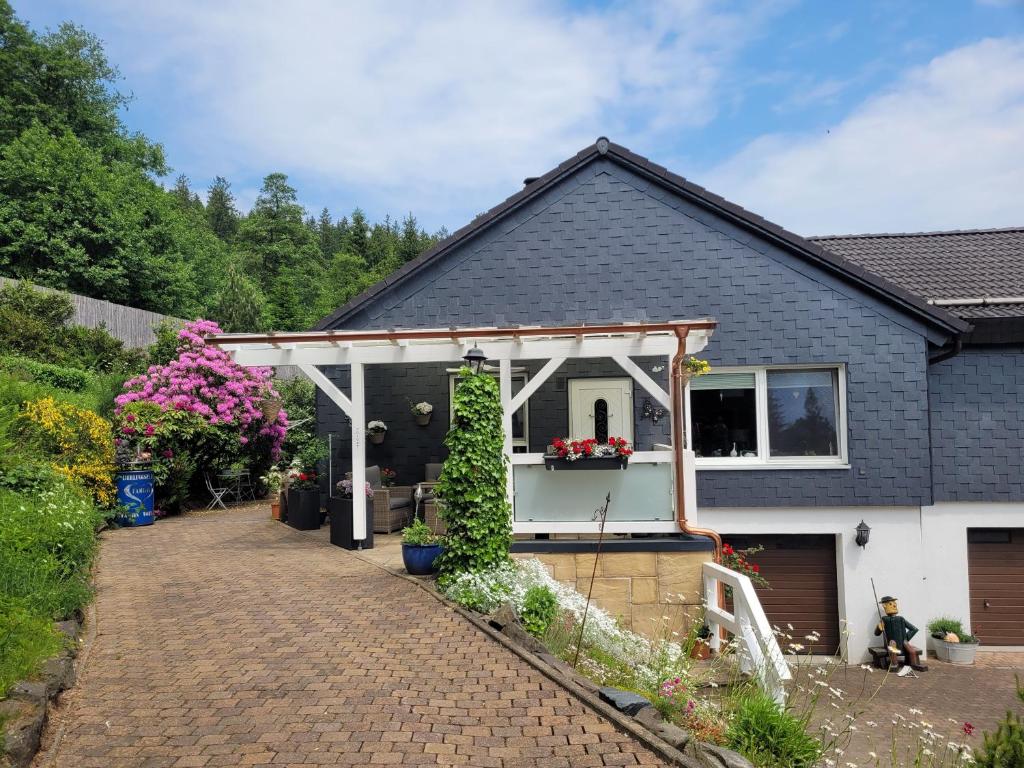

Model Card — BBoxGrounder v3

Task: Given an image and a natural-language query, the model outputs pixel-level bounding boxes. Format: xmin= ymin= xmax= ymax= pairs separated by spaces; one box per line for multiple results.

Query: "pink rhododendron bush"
xmin=113 ymin=320 xmax=288 ymax=512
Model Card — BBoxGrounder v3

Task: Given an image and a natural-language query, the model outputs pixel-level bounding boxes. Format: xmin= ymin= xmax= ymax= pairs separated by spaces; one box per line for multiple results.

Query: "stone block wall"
xmin=512 ymin=549 xmax=712 ymax=639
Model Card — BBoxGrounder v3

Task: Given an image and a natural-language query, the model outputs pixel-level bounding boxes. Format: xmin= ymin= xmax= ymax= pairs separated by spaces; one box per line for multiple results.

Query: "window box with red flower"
xmin=543 ymin=436 xmax=633 ymax=470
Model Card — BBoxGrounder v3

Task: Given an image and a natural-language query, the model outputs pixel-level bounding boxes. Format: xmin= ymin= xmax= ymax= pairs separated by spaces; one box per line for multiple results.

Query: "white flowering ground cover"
xmin=442 ymin=558 xmax=984 ymax=768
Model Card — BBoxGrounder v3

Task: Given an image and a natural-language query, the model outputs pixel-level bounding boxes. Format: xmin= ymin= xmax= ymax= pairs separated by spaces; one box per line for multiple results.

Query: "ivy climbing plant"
xmin=436 ymin=367 xmax=512 ymax=584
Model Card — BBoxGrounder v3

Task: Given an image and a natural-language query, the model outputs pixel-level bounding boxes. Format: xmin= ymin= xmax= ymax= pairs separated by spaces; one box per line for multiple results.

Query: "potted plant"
xmin=286 ymin=461 xmax=321 ymax=530
xmin=367 ymin=420 xmax=388 ymax=445
xmin=690 ymin=624 xmax=713 ymax=660
xmin=543 ymin=436 xmax=633 ymax=470
xmin=261 ymin=465 xmax=284 ymax=520
xmin=411 ymin=401 xmax=433 ymax=426
xmin=329 ymin=479 xmax=373 ymax=549
xmin=401 ymin=517 xmax=444 ymax=575
xmin=381 ymin=467 xmax=397 ymax=487
xmin=928 ymin=617 xmax=980 ymax=665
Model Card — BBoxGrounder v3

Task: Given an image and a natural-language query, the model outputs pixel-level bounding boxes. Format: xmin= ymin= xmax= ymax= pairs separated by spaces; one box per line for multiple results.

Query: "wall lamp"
xmin=855 ymin=520 xmax=871 ymax=548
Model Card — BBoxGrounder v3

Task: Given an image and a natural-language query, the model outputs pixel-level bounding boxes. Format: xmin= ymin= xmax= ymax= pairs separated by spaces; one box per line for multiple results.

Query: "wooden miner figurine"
xmin=875 ymin=595 xmax=928 ymax=672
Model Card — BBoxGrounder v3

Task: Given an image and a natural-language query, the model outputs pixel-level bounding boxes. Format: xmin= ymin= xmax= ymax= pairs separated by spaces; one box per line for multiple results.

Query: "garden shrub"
xmin=520 ymin=585 xmax=558 ymax=637
xmin=975 ymin=675 xmax=1024 ymax=767
xmin=440 ymin=564 xmax=517 ymax=613
xmin=435 ymin=367 xmax=511 ymax=583
xmin=726 ymin=689 xmax=822 ymax=768
xmin=0 ymin=354 xmax=93 ymax=391
xmin=20 ymin=395 xmax=116 ymax=506
xmin=0 ymin=282 xmax=143 ymax=376
xmin=114 ymin=319 xmax=287 ymax=512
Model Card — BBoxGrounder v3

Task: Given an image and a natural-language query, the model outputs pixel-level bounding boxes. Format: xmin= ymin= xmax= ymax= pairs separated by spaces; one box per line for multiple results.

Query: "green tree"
xmin=345 ymin=208 xmax=370 ymax=261
xmin=435 ymin=368 xmax=511 ymax=584
xmin=316 ymin=207 xmax=335 ymax=258
xmin=0 ymin=124 xmax=202 ymax=315
xmin=399 ymin=213 xmax=426 ymax=263
xmin=210 ymin=261 xmax=267 ymax=332
xmin=0 ymin=1 xmax=163 ymax=171
xmin=238 ymin=172 xmax=319 ymax=276
xmin=206 ymin=176 xmax=239 ymax=240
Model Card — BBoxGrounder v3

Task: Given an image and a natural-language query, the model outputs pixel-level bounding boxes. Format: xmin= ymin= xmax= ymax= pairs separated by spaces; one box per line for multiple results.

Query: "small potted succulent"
xmin=261 ymin=465 xmax=284 ymax=520
xmin=367 ymin=420 xmax=388 ymax=445
xmin=928 ymin=617 xmax=980 ymax=665
xmin=411 ymin=401 xmax=433 ymax=426
xmin=329 ymin=479 xmax=373 ymax=549
xmin=400 ymin=517 xmax=444 ymax=576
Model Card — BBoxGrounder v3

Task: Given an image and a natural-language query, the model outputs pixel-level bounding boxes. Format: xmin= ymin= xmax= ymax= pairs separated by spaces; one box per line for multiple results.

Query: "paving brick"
xmin=43 ymin=505 xmax=665 ymax=767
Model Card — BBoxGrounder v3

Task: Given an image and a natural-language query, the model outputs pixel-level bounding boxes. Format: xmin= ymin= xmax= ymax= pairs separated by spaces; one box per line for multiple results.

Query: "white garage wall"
xmin=694 ymin=506 xmax=928 ymax=662
xmin=922 ymin=502 xmax=1024 ymax=641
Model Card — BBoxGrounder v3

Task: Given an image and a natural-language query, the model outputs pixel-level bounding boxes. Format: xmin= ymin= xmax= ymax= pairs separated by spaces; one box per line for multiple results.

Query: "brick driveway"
xmin=40 ymin=506 xmax=665 ymax=767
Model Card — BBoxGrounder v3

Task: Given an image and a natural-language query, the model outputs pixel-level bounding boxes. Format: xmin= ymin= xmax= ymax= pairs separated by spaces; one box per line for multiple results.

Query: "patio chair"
xmin=204 ymin=473 xmax=230 ymax=510
xmin=364 ymin=465 xmax=415 ymax=533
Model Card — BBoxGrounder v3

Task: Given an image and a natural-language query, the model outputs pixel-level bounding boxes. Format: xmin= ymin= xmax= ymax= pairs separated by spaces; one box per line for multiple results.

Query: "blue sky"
xmin=18 ymin=1 xmax=1024 ymax=235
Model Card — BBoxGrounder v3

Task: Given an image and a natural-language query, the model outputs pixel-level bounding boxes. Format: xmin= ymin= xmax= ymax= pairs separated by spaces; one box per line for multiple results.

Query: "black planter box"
xmin=543 ymin=455 xmax=629 ymax=471
xmin=286 ymin=488 xmax=321 ymax=530
xmin=328 ymin=497 xmax=374 ymax=550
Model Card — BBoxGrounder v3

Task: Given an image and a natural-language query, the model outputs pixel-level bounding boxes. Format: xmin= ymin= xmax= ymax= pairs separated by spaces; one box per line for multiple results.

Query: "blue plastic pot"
xmin=402 ymin=543 xmax=444 ymax=575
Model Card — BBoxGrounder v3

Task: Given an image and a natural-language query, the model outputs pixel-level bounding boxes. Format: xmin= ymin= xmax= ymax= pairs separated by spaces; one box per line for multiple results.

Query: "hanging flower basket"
xmin=367 ymin=420 xmax=387 ymax=444
xmin=543 ymin=437 xmax=632 ymax=471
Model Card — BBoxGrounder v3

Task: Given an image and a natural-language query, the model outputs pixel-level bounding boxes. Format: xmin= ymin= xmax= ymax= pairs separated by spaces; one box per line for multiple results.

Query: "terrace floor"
xmin=35 ymin=503 xmax=665 ymax=767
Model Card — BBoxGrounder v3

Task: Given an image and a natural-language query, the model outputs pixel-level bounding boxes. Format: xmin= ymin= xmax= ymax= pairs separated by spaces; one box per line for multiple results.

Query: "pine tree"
xmin=206 ymin=176 xmax=239 ymax=240
xmin=211 ymin=261 xmax=267 ymax=332
xmin=399 ymin=213 xmax=423 ymax=263
xmin=170 ymin=174 xmax=201 ymax=213
xmin=346 ymin=208 xmax=370 ymax=261
xmin=316 ymin=207 xmax=334 ymax=259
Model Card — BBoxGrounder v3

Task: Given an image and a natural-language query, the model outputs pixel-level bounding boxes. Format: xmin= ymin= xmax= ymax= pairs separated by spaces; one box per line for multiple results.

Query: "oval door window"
xmin=594 ymin=398 xmax=609 ymax=442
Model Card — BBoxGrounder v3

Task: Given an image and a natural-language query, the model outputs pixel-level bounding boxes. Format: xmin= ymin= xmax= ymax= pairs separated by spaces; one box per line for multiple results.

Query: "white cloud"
xmin=86 ymin=0 xmax=782 ymax=221
xmin=703 ymin=38 xmax=1024 ymax=235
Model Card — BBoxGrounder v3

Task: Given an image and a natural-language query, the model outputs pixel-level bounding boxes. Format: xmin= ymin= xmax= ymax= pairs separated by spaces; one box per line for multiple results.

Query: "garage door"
xmin=968 ymin=528 xmax=1024 ymax=646
xmin=722 ymin=534 xmax=840 ymax=655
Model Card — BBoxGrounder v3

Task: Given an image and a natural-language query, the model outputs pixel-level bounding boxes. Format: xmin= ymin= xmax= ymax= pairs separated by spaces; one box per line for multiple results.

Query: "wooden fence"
xmin=0 ymin=277 xmax=183 ymax=348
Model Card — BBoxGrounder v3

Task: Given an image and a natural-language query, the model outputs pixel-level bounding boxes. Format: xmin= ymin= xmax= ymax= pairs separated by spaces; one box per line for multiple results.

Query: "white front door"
xmin=569 ymin=378 xmax=633 ymax=443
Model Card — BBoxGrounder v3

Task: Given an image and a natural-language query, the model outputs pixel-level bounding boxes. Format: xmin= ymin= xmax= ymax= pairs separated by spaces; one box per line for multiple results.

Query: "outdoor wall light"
xmin=855 ymin=520 xmax=871 ymax=548
xmin=463 ymin=346 xmax=487 ymax=374
xmin=641 ymin=398 xmax=665 ymax=425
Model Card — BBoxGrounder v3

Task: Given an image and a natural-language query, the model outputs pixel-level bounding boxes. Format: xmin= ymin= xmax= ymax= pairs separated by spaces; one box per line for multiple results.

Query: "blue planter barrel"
xmin=402 ymin=543 xmax=444 ymax=575
xmin=115 ymin=469 xmax=155 ymax=526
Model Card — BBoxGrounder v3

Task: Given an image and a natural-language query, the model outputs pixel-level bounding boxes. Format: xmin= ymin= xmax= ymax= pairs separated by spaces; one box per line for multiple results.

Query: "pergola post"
xmin=498 ymin=359 xmax=514 ymax=510
xmin=350 ymin=362 xmax=367 ymax=541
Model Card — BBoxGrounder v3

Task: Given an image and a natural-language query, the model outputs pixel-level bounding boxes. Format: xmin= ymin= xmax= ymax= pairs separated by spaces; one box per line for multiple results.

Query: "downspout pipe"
xmin=671 ymin=327 xmax=723 ymax=560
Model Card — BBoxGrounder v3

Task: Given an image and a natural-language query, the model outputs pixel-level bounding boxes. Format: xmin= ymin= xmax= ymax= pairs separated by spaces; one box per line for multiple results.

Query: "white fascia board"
xmin=228 ymin=336 xmax=681 ymax=367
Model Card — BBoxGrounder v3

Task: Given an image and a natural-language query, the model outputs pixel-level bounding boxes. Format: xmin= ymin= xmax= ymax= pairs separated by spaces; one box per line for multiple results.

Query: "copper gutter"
xmin=205 ymin=320 xmax=718 ymax=347
xmin=671 ymin=326 xmax=723 ymax=561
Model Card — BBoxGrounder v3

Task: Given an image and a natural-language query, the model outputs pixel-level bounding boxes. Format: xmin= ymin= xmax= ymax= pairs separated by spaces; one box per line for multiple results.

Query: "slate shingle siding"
xmin=929 ymin=346 xmax=1024 ymax=502
xmin=319 ymin=160 xmax=936 ymax=507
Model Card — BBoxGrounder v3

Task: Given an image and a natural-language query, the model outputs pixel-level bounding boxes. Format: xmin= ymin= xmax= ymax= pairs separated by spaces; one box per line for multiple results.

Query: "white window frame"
xmin=449 ymin=372 xmax=530 ymax=451
xmin=685 ymin=364 xmax=849 ymax=470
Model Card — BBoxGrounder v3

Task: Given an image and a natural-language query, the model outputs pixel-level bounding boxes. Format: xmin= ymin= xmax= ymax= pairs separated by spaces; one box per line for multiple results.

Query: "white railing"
xmin=703 ymin=562 xmax=792 ymax=704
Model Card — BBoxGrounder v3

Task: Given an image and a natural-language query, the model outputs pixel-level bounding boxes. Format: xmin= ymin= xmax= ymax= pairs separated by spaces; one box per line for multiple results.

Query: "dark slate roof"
xmin=315 ymin=138 xmax=968 ymax=334
xmin=812 ymin=228 xmax=1024 ymax=320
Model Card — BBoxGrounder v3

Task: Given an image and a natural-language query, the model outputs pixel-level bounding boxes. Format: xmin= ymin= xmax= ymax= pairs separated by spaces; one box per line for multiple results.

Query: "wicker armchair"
xmin=347 ymin=466 xmax=414 ymax=534
xmin=370 ymin=465 xmax=413 ymax=533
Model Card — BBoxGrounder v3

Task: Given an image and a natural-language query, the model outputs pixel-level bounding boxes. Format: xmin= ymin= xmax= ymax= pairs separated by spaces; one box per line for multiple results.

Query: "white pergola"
xmin=209 ymin=320 xmax=715 ymax=542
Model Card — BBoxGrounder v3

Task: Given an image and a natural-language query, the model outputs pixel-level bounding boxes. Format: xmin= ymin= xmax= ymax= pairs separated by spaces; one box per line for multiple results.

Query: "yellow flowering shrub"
xmin=21 ymin=397 xmax=115 ymax=506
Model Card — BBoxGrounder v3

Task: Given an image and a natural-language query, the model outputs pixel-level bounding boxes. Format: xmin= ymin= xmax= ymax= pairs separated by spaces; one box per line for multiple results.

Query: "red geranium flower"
xmin=962 ymin=723 xmax=974 ymax=737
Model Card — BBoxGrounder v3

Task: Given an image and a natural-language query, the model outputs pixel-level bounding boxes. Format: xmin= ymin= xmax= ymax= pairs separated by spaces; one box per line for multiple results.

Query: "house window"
xmin=687 ymin=366 xmax=847 ymax=469
xmin=449 ymin=372 xmax=530 ymax=452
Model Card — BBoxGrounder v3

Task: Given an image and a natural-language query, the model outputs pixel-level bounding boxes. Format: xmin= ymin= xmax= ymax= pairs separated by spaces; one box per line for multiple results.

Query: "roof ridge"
xmin=811 ymin=226 xmax=1024 ymax=241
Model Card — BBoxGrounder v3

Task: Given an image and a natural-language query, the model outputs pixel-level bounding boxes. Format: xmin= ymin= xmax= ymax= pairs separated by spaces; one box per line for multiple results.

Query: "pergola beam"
xmin=612 ymin=355 xmax=670 ymax=409
xmin=297 ymin=364 xmax=352 ymax=417
xmin=509 ymin=357 xmax=565 ymax=413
